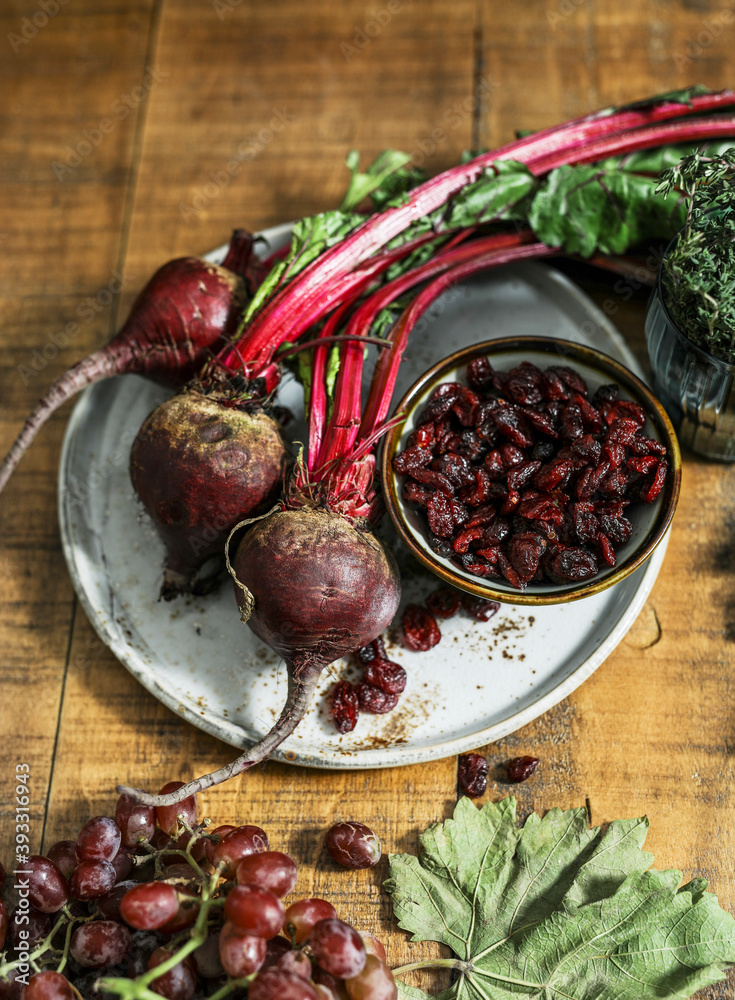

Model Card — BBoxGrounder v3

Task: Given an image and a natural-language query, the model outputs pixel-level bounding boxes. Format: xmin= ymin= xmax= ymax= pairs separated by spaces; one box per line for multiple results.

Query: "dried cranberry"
xmin=493 ymin=406 xmax=535 ymax=449
xmin=403 ymin=481 xmax=433 ymax=508
xmin=356 ymin=683 xmax=400 ymax=714
xmin=458 ymin=753 xmax=488 ymax=797
xmin=363 ymin=659 xmax=407 ymax=695
xmin=422 ymin=382 xmax=463 ymax=420
xmin=427 ymin=493 xmax=468 ymax=538
xmin=508 ymin=532 xmax=547 ymax=584
xmin=402 ymin=605 xmax=441 ymax=651
xmin=547 ymin=365 xmax=588 ymax=397
xmin=355 ymin=638 xmax=386 ymax=666
xmin=392 ymin=445 xmax=432 ymax=475
xmin=507 ymin=460 xmax=542 ymax=491
xmin=506 ymin=756 xmax=539 ymax=782
xmin=332 ymin=681 xmax=359 ymax=734
xmin=549 ymin=547 xmax=598 ymax=582
xmin=412 ymin=467 xmax=455 ymax=496
xmin=426 ymin=587 xmax=462 ymax=619
xmin=461 ymin=595 xmax=501 ymax=621
xmin=640 ymin=458 xmax=668 ymax=503
xmin=466 ymin=357 xmax=494 ymax=391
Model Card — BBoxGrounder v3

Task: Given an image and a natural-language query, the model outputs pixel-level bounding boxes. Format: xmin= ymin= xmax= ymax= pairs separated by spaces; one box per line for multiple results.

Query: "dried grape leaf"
xmin=386 ymin=797 xmax=735 ymax=999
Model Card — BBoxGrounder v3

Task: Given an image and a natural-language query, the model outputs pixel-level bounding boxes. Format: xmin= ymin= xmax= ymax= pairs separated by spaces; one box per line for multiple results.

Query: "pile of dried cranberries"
xmin=393 ymin=358 xmax=668 ymax=590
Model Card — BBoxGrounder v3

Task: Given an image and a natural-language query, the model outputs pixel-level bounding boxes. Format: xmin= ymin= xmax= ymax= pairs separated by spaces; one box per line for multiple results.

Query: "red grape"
xmin=76 ymin=816 xmax=121 ymax=863
xmin=224 ymin=884 xmax=284 ymax=938
xmin=249 ymin=970 xmax=319 ymax=1000
xmin=211 ymin=825 xmax=269 ymax=877
xmin=22 ymin=971 xmax=74 ymax=1000
xmin=126 ymin=930 xmax=161 ymax=978
xmin=261 ymin=935 xmax=292 ymax=969
xmin=97 ymin=880 xmax=136 ymax=921
xmin=69 ymin=859 xmax=116 ymax=900
xmin=360 ymin=932 xmax=386 ymax=963
xmin=325 ymin=823 xmax=381 ymax=870
xmin=45 ymin=841 xmax=77 ymax=880
xmin=202 ymin=825 xmax=236 ymax=864
xmin=110 ymin=845 xmax=133 ymax=882
xmin=158 ymin=890 xmax=199 ymax=934
xmin=147 ymin=948 xmax=197 ymax=1000
xmin=7 ymin=906 xmax=51 ymax=952
xmin=121 ymin=882 xmax=180 ymax=930
xmin=218 ymin=921 xmax=267 ymax=977
xmin=314 ymin=987 xmax=342 ymax=1000
xmin=193 ymin=931 xmax=225 ymax=979
xmin=20 ymin=857 xmax=69 ymax=914
xmin=276 ymin=948 xmax=312 ymax=978
xmin=312 ymin=968 xmax=349 ymax=1000
xmin=345 ymin=955 xmax=397 ymax=999
xmin=310 ymin=919 xmax=366 ymax=979
xmin=0 ymin=900 xmax=7 ymax=951
xmin=236 ymin=851 xmax=297 ymax=898
xmin=155 ymin=782 xmax=197 ymax=837
xmin=0 ymin=969 xmax=24 ymax=1000
xmin=115 ymin=793 xmax=156 ymax=849
xmin=70 ymin=920 xmax=132 ymax=969
xmin=284 ymin=898 xmax=337 ymax=945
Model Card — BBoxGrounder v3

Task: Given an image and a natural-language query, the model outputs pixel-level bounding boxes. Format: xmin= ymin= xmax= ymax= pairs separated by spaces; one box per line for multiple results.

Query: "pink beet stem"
xmin=530 ymin=115 xmax=735 ymax=173
xmin=0 ymin=348 xmax=123 ymax=494
xmin=218 ymin=92 xmax=735 ymax=375
xmin=217 ymin=232 xmax=440 ymax=376
xmin=308 ymin=300 xmax=358 ymax=468
xmin=316 ymin=230 xmax=536 ymax=470
xmin=359 ymin=240 xmax=559 ymax=445
xmin=117 ymin=661 xmax=323 ymax=808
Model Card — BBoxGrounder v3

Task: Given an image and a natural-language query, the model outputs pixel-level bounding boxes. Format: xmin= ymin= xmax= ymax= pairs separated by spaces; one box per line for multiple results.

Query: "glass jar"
xmin=645 ymin=266 xmax=735 ymax=461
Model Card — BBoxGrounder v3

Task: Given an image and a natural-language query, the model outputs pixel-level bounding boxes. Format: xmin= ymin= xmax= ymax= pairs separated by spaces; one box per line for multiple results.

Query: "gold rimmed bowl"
xmin=380 ymin=336 xmax=681 ymax=606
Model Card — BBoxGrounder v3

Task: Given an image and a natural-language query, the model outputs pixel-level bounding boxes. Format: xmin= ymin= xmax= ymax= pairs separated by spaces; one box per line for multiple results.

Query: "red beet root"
xmin=130 ymin=388 xmax=286 ymax=599
xmin=0 ymin=230 xmax=257 ymax=495
xmin=119 ymin=507 xmax=400 ymax=806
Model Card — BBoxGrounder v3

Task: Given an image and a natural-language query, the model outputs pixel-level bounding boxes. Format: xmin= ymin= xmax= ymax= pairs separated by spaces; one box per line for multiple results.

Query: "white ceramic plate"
xmin=58 ymin=226 xmax=669 ymax=768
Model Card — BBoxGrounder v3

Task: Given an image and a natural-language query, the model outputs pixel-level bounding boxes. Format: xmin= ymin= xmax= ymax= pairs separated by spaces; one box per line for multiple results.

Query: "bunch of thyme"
xmin=657 ymin=149 xmax=735 ymax=362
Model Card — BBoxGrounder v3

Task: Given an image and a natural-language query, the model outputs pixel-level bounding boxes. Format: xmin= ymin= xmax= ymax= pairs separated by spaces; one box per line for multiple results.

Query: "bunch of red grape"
xmin=0 ymin=784 xmax=396 ymax=1000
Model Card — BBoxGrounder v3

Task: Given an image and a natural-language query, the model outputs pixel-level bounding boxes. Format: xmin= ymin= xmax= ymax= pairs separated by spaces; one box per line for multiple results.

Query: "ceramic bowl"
xmin=380 ymin=336 xmax=681 ymax=606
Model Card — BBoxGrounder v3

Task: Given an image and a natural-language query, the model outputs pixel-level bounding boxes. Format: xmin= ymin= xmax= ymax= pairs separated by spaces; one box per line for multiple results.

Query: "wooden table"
xmin=1 ymin=2 xmax=733 ymax=995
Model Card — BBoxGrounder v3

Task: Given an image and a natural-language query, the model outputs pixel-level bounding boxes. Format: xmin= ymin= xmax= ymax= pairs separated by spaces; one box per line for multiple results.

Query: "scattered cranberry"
xmin=506 ymin=755 xmax=540 ymax=783
xmin=356 ymin=682 xmax=400 ymax=715
xmin=458 ymin=753 xmax=488 ymax=797
xmin=402 ymin=604 xmax=441 ymax=651
xmin=363 ymin=659 xmax=406 ymax=694
xmin=332 ymin=680 xmax=359 ymax=734
xmin=461 ymin=596 xmax=500 ymax=621
xmin=426 ymin=587 xmax=462 ymax=619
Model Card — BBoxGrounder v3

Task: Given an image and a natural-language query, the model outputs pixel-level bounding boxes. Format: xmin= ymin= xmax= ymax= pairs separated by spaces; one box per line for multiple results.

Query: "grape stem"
xmin=0 ymin=905 xmax=87 ymax=979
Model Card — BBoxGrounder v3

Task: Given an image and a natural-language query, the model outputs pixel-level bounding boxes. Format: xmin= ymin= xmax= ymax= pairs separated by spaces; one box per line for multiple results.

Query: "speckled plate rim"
xmin=57 ymin=229 xmax=674 ymax=769
xmin=381 ymin=336 xmax=682 ymax=606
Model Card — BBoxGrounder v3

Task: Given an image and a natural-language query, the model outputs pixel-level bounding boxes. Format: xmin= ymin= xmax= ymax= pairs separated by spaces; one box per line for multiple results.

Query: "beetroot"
xmin=0 ymin=230 xmax=257 ymax=495
xmin=119 ymin=508 xmax=399 ymax=805
xmin=130 ymin=388 xmax=286 ymax=599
